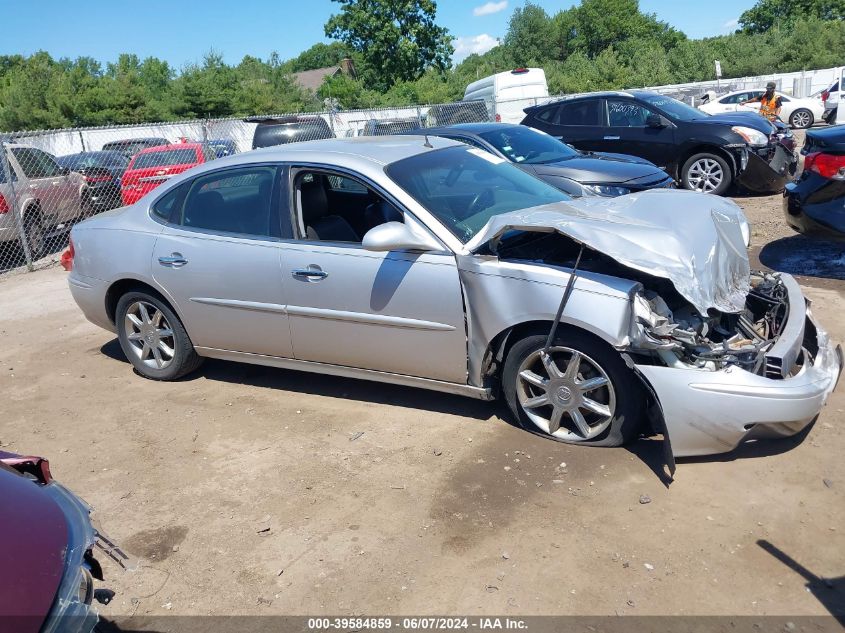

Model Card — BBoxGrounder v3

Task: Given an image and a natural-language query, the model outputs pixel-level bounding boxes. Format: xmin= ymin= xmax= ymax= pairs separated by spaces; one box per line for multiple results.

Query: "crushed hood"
xmin=465 ymin=189 xmax=751 ymax=315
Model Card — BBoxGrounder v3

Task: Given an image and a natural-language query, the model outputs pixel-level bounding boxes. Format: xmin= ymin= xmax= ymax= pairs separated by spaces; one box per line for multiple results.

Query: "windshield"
xmin=478 ymin=126 xmax=579 ymax=164
xmin=130 ymin=148 xmax=198 ymax=170
xmin=386 ymin=145 xmax=571 ymax=243
xmin=639 ymin=93 xmax=709 ymax=122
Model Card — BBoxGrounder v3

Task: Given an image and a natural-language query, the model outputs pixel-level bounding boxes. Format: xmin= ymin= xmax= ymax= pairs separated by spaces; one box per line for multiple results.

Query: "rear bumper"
xmin=783 ymin=177 xmax=845 ymax=240
xmin=68 ymin=273 xmax=114 ymax=333
xmin=637 ymin=277 xmax=841 ymax=457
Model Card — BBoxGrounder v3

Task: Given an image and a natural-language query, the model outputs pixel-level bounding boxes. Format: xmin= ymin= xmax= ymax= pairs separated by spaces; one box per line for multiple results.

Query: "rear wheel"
xmin=681 ymin=153 xmax=732 ymax=195
xmin=116 ymin=291 xmax=203 ymax=380
xmin=503 ymin=332 xmax=645 ymax=447
xmin=789 ymin=108 xmax=813 ymax=129
xmin=23 ymin=211 xmax=45 ymax=260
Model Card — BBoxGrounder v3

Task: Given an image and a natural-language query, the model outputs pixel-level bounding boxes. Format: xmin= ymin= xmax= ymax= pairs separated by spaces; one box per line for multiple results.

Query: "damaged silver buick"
xmin=66 ymin=137 xmax=841 ymax=465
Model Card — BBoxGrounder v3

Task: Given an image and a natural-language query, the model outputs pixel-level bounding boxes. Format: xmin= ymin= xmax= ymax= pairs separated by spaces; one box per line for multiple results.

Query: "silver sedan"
xmin=65 ymin=137 xmax=842 ymax=463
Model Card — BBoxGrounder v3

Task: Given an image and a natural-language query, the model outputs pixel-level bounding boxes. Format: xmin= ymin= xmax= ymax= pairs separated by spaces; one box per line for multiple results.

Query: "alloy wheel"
xmin=790 ymin=110 xmax=811 ymax=129
xmin=123 ymin=300 xmax=176 ymax=370
xmin=687 ymin=158 xmax=724 ymax=193
xmin=516 ymin=346 xmax=616 ymax=442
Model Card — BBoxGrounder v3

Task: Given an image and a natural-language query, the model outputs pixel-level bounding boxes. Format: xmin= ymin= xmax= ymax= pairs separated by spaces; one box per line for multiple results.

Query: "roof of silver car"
xmin=247 ymin=135 xmax=462 ymax=166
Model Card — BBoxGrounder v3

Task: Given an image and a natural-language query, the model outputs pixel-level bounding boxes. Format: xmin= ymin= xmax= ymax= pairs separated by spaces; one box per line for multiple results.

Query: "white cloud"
xmin=473 ymin=1 xmax=508 ymax=17
xmin=722 ymin=18 xmax=739 ymax=30
xmin=453 ymin=34 xmax=500 ymax=61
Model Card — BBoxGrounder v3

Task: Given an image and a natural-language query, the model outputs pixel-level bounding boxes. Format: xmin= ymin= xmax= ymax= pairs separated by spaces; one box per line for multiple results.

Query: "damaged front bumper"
xmin=735 ymin=144 xmax=797 ymax=193
xmin=633 ymin=274 xmax=842 ymax=457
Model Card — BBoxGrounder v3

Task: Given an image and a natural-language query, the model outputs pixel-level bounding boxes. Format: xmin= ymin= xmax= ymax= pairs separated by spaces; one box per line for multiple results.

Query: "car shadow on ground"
xmin=100 ymin=339 xmax=499 ymax=422
xmin=101 ymin=339 xmax=822 ymax=484
xmin=759 ymin=235 xmax=845 ymax=280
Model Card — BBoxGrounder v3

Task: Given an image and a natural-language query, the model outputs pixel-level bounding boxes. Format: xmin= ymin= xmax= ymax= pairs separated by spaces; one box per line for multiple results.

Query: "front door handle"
xmin=292 ymin=267 xmax=328 ymax=280
xmin=158 ymin=253 xmax=188 ymax=268
xmin=603 ymin=136 xmax=621 ymax=140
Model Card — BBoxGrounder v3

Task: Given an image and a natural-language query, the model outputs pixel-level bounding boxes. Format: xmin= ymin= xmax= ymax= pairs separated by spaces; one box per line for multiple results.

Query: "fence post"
xmin=416 ymin=106 xmax=423 ymax=127
xmin=0 ymin=142 xmax=33 ymax=271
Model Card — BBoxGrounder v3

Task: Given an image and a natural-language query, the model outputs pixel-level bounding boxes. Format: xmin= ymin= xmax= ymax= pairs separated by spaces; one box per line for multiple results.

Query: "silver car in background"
xmin=65 ymin=137 xmax=842 ymax=463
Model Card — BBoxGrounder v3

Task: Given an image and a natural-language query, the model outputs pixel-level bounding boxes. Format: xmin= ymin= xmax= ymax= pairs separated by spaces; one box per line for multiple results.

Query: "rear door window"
xmin=557 ymin=100 xmax=603 ymax=126
xmin=177 ymin=166 xmax=278 ymax=238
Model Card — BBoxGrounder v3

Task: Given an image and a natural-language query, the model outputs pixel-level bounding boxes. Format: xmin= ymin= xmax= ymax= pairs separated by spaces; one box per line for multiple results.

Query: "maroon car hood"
xmin=0 ymin=461 xmax=67 ymax=633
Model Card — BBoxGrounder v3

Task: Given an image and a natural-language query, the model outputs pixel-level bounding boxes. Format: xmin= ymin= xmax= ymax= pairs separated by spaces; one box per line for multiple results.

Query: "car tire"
xmin=681 ymin=153 xmax=732 ymax=196
xmin=116 ymin=291 xmax=203 ymax=381
xmin=23 ymin=210 xmax=45 ymax=260
xmin=502 ymin=331 xmax=645 ymax=447
xmin=788 ymin=109 xmax=813 ymax=129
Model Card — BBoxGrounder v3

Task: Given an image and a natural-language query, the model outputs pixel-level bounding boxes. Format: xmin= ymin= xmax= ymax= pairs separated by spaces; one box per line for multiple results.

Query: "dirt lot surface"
xmin=1 ymin=133 xmax=844 ymax=622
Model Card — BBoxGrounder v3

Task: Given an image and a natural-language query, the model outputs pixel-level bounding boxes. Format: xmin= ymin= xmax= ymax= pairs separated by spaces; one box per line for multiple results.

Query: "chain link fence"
xmin=0 ymin=98 xmax=508 ymax=277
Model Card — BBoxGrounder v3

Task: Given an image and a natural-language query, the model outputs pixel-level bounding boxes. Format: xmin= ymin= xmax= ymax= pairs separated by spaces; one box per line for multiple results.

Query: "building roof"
xmin=292 ymin=66 xmax=343 ymax=93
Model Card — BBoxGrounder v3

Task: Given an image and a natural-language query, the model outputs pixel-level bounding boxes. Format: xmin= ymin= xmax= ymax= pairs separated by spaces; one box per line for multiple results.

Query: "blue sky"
xmin=1 ymin=0 xmax=757 ymax=68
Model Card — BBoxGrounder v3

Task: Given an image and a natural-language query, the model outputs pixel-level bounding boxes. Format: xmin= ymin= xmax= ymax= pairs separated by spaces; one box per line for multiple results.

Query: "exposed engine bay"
xmin=494 ymin=231 xmax=798 ymax=377
xmin=629 ymin=272 xmax=792 ymax=375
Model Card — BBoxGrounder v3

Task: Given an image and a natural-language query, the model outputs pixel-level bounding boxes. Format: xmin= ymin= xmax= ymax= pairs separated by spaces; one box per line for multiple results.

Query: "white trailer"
xmin=463 ymin=68 xmax=549 ymax=125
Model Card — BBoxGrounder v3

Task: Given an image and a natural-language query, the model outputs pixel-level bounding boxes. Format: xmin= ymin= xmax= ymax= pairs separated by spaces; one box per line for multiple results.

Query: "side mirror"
xmin=646 ymin=113 xmax=667 ymax=128
xmin=362 ymin=217 xmax=442 ymax=253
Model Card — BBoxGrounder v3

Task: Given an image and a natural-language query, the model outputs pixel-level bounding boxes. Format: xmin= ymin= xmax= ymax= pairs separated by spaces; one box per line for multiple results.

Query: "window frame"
xmin=147 ymin=163 xmax=288 ymax=241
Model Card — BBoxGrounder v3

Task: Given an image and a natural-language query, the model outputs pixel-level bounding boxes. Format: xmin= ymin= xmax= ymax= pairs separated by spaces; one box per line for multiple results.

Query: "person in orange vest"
xmin=741 ymin=82 xmax=783 ymax=122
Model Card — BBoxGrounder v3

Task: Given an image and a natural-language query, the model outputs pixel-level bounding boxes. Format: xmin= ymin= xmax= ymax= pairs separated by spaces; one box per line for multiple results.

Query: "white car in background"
xmin=699 ymin=89 xmax=825 ymax=129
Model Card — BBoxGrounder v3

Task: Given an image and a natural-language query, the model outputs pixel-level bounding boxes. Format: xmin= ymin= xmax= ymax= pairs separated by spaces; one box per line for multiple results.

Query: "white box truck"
xmin=463 ymin=68 xmax=549 ymax=125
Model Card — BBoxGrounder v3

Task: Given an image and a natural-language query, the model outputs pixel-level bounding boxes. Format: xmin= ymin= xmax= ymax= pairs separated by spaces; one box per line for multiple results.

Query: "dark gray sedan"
xmin=411 ymin=123 xmax=674 ymax=197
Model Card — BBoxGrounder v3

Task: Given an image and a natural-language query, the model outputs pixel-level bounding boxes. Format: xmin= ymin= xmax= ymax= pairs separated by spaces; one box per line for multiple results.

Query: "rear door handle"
xmin=603 ymin=136 xmax=620 ymax=140
xmin=292 ymin=267 xmax=328 ymax=280
xmin=158 ymin=253 xmax=188 ymax=268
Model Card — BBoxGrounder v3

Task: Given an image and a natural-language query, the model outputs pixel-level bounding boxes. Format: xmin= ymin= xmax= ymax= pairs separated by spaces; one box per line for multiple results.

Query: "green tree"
xmin=288 ymin=42 xmax=351 ymax=72
xmin=739 ymin=0 xmax=845 ymax=33
xmin=503 ymin=2 xmax=556 ymax=66
xmin=324 ymin=0 xmax=453 ymax=91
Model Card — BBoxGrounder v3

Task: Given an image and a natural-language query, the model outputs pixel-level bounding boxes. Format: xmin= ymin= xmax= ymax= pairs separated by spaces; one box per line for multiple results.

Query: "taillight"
xmin=60 ymin=238 xmax=74 ymax=271
xmin=0 ymin=193 xmax=8 ymax=214
xmin=804 ymin=152 xmax=845 ymax=180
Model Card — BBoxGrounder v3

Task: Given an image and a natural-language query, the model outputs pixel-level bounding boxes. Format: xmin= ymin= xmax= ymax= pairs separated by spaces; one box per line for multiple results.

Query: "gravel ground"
xmin=1 ymin=139 xmax=843 ymax=624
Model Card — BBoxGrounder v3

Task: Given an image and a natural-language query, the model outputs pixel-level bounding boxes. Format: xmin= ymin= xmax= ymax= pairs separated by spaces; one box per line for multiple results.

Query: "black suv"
xmin=521 ymin=90 xmax=794 ymax=195
xmin=246 ymin=115 xmax=335 ymax=149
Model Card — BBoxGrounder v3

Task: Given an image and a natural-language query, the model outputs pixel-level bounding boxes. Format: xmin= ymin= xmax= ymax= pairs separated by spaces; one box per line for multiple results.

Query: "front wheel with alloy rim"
xmin=115 ymin=291 xmax=203 ymax=380
xmin=681 ymin=152 xmax=732 ymax=196
xmin=789 ymin=108 xmax=813 ymax=129
xmin=503 ymin=333 xmax=645 ymax=447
